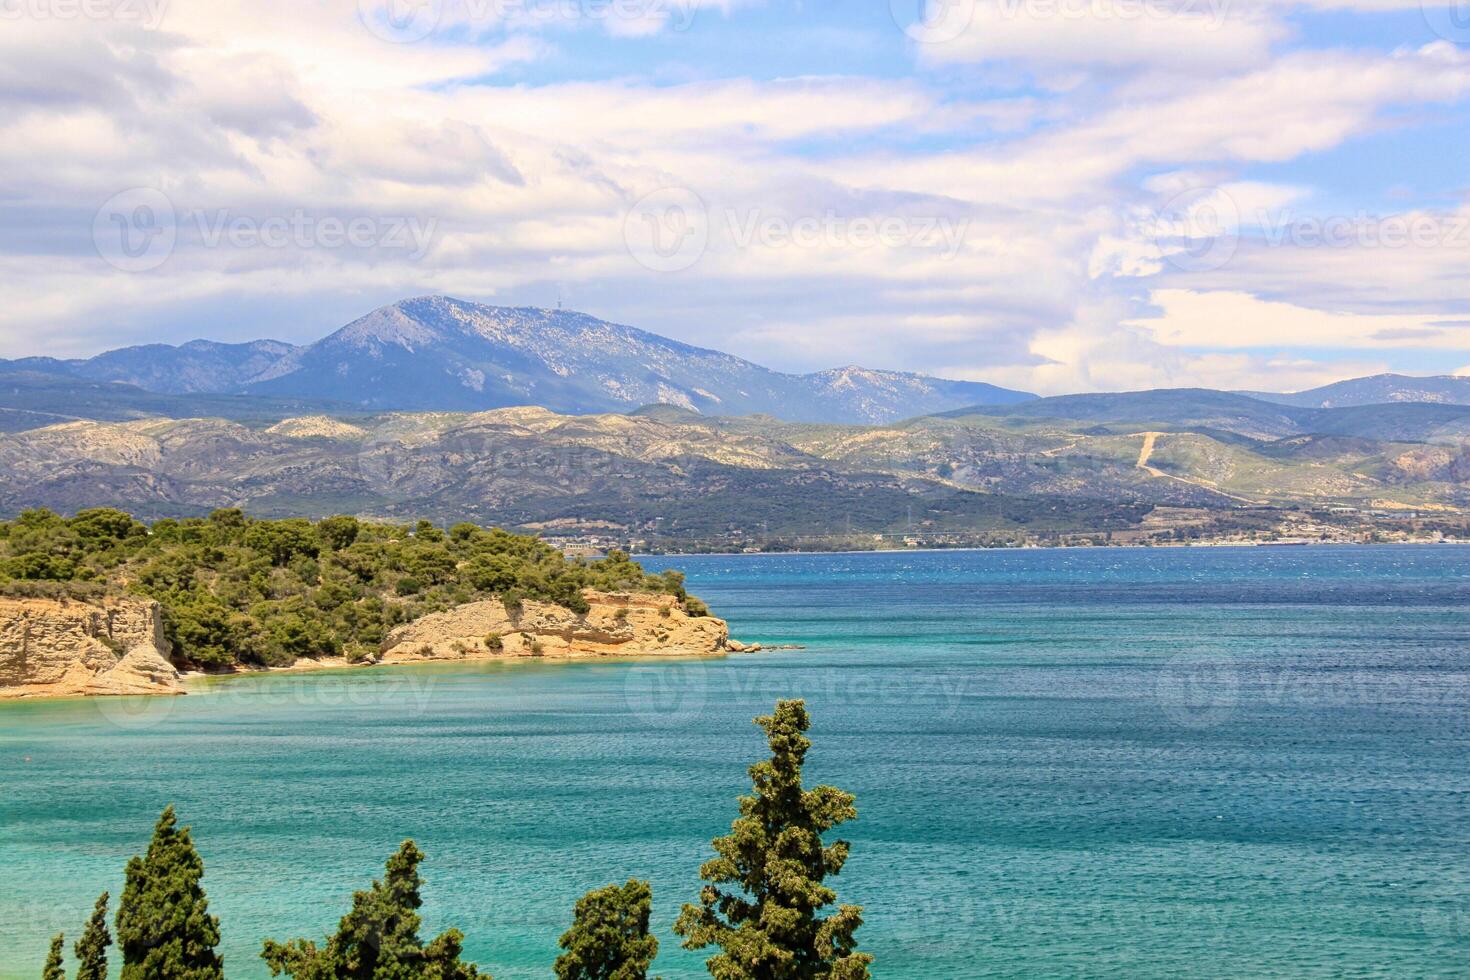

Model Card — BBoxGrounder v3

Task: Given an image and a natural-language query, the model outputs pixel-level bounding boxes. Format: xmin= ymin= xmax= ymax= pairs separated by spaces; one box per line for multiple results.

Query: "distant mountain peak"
xmin=0 ymin=296 xmax=1036 ymax=424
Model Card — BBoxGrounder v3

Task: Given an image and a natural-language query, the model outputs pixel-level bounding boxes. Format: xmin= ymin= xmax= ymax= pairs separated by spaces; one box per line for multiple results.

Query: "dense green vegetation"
xmin=117 ymin=807 xmax=224 ymax=979
xmin=71 ymin=893 xmax=110 ymax=980
xmin=44 ymin=700 xmax=866 ymax=980
xmin=0 ymin=508 xmax=701 ymax=670
xmin=675 ymin=700 xmax=871 ymax=979
xmin=263 ymin=841 xmax=484 ymax=979
xmin=555 ymin=880 xmax=660 ymax=980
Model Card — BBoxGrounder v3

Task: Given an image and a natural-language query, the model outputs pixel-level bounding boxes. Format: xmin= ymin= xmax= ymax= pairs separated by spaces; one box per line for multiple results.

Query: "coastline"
xmin=640 ymin=538 xmax=1470 ymax=558
xmin=179 ymin=641 xmax=751 ymax=689
xmin=2 ymin=591 xmax=744 ymax=703
xmin=0 ymin=645 xmax=751 ymax=704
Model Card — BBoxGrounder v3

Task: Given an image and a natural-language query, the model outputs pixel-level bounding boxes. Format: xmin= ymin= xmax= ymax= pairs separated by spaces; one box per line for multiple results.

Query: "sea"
xmin=1 ymin=546 xmax=1466 ymax=978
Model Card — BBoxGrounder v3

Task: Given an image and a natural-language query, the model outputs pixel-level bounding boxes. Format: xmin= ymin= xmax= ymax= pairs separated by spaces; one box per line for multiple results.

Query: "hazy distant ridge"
xmin=1242 ymin=374 xmax=1470 ymax=409
xmin=1 ymin=297 xmax=1033 ymax=425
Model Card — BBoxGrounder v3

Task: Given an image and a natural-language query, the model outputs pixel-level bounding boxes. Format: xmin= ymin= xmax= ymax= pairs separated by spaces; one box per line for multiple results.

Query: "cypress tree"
xmin=674 ymin=700 xmax=872 ymax=980
xmin=73 ymin=893 xmax=111 ymax=980
xmin=42 ymin=933 xmax=65 ymax=980
xmin=115 ymin=805 xmax=224 ymax=979
xmin=261 ymin=840 xmax=486 ymax=979
xmin=555 ymin=879 xmax=659 ymax=980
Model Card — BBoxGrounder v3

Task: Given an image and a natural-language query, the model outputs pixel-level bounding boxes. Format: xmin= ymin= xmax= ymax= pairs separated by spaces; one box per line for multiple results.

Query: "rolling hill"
xmin=946 ymin=388 xmax=1470 ymax=442
xmin=0 ymin=402 xmax=1462 ymax=539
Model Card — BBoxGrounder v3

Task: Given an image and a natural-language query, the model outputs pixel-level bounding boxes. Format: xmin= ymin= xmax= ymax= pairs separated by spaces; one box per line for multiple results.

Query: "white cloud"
xmin=1129 ymin=289 xmax=1470 ymax=350
xmin=947 ymin=295 xmax=1388 ymax=395
xmin=918 ymin=0 xmax=1280 ymax=73
xmin=0 ymin=0 xmax=1465 ymax=400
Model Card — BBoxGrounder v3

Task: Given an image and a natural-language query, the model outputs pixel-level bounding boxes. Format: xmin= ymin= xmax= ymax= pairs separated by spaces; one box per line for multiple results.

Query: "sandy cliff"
xmin=0 ymin=590 xmax=733 ymax=701
xmin=380 ymin=590 xmax=730 ymax=662
xmin=0 ymin=596 xmax=180 ymax=699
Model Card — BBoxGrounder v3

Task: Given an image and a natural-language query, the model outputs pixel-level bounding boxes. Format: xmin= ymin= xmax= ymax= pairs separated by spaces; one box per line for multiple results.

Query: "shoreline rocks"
xmin=0 ymin=596 xmax=181 ymax=700
xmin=0 ymin=590 xmax=752 ymax=701
xmin=379 ymin=590 xmax=731 ymax=663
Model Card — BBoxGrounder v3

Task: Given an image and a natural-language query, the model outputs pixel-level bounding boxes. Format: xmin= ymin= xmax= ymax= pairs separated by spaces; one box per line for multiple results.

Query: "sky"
xmin=2 ymin=0 xmax=1469 ymax=394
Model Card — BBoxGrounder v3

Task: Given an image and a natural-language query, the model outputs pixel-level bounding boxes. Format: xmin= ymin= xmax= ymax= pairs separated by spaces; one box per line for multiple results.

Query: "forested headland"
xmin=0 ymin=508 xmax=705 ymax=671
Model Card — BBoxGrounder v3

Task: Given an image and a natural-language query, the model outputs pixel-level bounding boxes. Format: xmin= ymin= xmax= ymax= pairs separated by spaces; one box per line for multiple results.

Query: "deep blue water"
xmin=1 ymin=546 xmax=1467 ymax=978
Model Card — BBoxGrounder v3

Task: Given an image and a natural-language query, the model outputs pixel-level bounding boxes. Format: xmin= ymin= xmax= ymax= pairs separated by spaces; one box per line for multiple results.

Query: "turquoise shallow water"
xmin=1 ymin=545 xmax=1468 ymax=978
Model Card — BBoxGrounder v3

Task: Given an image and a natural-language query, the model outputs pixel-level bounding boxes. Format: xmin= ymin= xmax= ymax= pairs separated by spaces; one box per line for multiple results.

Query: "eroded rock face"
xmin=380 ymin=590 xmax=729 ymax=662
xmin=0 ymin=596 xmax=180 ymax=699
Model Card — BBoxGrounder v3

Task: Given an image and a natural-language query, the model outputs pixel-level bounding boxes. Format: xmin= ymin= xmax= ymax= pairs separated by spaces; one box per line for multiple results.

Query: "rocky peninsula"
xmin=0 ymin=509 xmax=743 ymax=701
xmin=0 ymin=589 xmax=736 ymax=700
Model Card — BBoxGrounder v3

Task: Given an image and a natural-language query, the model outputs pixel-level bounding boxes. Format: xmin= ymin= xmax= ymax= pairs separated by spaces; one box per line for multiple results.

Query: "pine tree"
xmin=261 ymin=840 xmax=487 ymax=979
xmin=115 ymin=805 xmax=224 ymax=979
xmin=555 ymin=879 xmax=659 ymax=980
xmin=674 ymin=700 xmax=872 ymax=980
xmin=42 ymin=933 xmax=65 ymax=980
xmin=73 ymin=893 xmax=111 ymax=980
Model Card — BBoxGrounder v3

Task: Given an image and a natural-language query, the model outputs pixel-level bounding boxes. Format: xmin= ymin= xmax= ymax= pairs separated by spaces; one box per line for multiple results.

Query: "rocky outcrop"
xmin=379 ymin=590 xmax=730 ymax=663
xmin=0 ymin=590 xmax=738 ymax=699
xmin=0 ymin=596 xmax=180 ymax=699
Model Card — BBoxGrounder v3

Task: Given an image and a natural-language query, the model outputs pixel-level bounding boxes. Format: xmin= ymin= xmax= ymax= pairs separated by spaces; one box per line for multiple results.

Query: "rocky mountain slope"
xmin=0 ymin=409 xmax=1149 ymax=536
xmin=2 ymin=297 xmax=1032 ymax=425
xmin=0 ymin=402 xmax=1462 ymax=538
xmin=8 ymin=340 xmax=299 ymax=394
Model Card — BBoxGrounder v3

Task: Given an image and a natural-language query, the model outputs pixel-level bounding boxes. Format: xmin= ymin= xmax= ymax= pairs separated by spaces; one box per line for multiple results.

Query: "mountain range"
xmin=0 ymin=296 xmax=1032 ymax=425
xmin=0 ymin=399 xmax=1462 ymax=541
xmin=0 ymin=294 xmax=1465 ymax=538
xmin=3 ymin=297 xmax=1466 ymax=431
